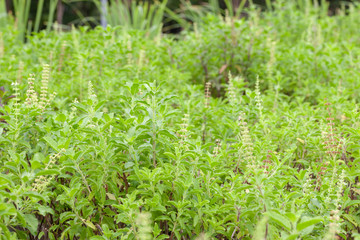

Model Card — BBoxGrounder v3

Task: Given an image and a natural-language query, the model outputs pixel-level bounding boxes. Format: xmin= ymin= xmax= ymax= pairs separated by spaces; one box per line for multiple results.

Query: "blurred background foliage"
xmin=1 ymin=0 xmax=357 ymax=37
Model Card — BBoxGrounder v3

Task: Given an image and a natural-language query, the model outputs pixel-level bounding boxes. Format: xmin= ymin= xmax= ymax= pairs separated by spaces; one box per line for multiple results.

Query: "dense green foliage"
xmin=0 ymin=1 xmax=360 ymax=239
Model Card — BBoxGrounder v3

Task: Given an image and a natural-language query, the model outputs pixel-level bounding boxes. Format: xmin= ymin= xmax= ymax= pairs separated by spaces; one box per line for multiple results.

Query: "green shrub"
xmin=0 ymin=1 xmax=359 ymax=239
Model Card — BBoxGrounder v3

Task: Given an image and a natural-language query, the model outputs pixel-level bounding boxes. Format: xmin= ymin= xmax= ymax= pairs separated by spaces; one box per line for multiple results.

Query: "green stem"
xmin=46 ymin=0 xmax=57 ymax=32
xmin=152 ymin=94 xmax=156 ymax=167
xmin=34 ymin=0 xmax=45 ymax=32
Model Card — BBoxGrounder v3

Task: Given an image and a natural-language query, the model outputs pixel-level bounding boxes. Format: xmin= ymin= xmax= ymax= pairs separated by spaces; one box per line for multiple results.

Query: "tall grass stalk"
xmin=100 ymin=0 xmax=107 ymax=28
xmin=46 ymin=0 xmax=58 ymax=32
xmin=167 ymin=0 xmax=248 ymax=32
xmin=34 ymin=0 xmax=45 ymax=33
xmin=13 ymin=0 xmax=31 ymax=41
xmin=224 ymin=0 xmax=248 ymax=18
xmin=94 ymin=0 xmax=167 ymax=38
xmin=0 ymin=0 xmax=6 ymax=27
xmin=8 ymin=0 xmax=57 ymax=40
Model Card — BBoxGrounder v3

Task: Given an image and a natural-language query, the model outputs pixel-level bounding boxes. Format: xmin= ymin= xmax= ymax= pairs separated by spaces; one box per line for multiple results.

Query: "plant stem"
xmin=152 ymin=94 xmax=156 ymax=167
xmin=34 ymin=0 xmax=44 ymax=32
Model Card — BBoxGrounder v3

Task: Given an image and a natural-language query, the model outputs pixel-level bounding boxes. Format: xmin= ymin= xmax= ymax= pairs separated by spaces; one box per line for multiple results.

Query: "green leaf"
xmin=36 ymin=205 xmax=54 ymax=216
xmin=31 ymin=160 xmax=42 ymax=170
xmin=193 ymin=215 xmax=199 ymax=227
xmin=60 ymin=212 xmax=76 ymax=223
xmin=156 ymin=234 xmax=169 ymax=240
xmin=164 ymin=152 xmax=176 ymax=159
xmin=154 ymin=215 xmax=172 ymax=221
xmin=85 ymin=220 xmax=96 ymax=230
xmin=0 ymin=224 xmax=13 ymax=239
xmin=35 ymin=169 xmax=61 ymax=176
xmin=33 ymin=152 xmax=45 ymax=163
xmin=90 ymin=237 xmax=106 ymax=240
xmin=95 ymin=100 xmax=107 ymax=112
xmin=174 ymin=230 xmax=181 ymax=240
xmin=24 ymin=214 xmax=38 ymax=235
xmin=124 ymin=161 xmax=135 ymax=169
xmin=285 ymin=212 xmax=297 ymax=223
xmin=0 ymin=203 xmax=17 ymax=216
xmin=286 ymin=233 xmax=300 ymax=240
xmin=43 ymin=136 xmax=59 ymax=152
xmin=153 ymin=222 xmax=161 ymax=237
xmin=344 ymin=200 xmax=360 ymax=208
xmin=296 ymin=217 xmax=323 ymax=232
xmin=106 ymin=193 xmax=116 ymax=201
xmin=73 ymin=103 xmax=88 ymax=112
xmin=265 ymin=211 xmax=291 ymax=232
xmin=158 ymin=129 xmax=177 ymax=139
xmin=56 ymin=113 xmax=67 ymax=122
xmin=342 ymin=214 xmax=359 ymax=228
xmin=0 ymin=174 xmax=13 ymax=186
xmin=22 ymin=191 xmax=48 ymax=202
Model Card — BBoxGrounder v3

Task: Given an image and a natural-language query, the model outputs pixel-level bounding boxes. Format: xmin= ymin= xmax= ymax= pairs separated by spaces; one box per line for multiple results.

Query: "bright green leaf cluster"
xmin=0 ymin=1 xmax=360 ymax=239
